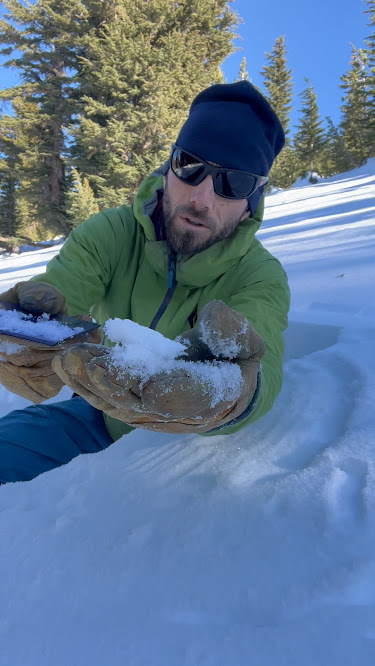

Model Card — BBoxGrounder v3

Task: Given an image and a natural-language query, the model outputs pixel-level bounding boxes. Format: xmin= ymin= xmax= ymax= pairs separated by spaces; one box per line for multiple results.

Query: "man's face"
xmin=162 ymin=169 xmax=249 ymax=255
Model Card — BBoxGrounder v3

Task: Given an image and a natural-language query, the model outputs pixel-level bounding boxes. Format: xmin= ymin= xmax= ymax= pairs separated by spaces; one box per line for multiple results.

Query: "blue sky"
xmin=221 ymin=0 xmax=369 ymax=130
xmin=0 ymin=0 xmax=370 ymax=132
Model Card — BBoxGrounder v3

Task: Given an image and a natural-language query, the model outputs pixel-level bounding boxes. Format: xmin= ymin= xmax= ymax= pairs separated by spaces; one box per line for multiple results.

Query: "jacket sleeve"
xmin=29 ymin=207 xmax=132 ymax=316
xmin=204 ymin=253 xmax=290 ymax=436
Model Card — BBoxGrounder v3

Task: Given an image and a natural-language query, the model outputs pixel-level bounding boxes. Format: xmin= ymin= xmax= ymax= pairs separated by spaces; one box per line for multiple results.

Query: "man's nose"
xmin=189 ymin=175 xmax=215 ymax=209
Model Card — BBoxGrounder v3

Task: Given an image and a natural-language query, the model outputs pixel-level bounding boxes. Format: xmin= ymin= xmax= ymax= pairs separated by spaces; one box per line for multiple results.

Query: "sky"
xmin=221 ymin=0 xmax=369 ymax=129
xmin=1 ymin=159 xmax=375 ymax=665
xmin=0 ymin=0 xmax=371 ymax=132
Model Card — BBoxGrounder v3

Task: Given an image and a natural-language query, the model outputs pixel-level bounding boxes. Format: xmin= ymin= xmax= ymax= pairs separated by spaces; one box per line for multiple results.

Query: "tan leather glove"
xmin=52 ymin=301 xmax=265 ymax=433
xmin=143 ymin=300 xmax=265 ymax=431
xmin=0 ymin=282 xmax=100 ymax=403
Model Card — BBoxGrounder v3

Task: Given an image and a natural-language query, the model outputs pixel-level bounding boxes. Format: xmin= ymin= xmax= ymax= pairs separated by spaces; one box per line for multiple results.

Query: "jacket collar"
xmin=132 ymin=169 xmax=264 ymax=288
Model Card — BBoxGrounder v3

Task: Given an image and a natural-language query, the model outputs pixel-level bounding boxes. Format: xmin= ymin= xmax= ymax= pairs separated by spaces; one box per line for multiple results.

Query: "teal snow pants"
xmin=0 ymin=397 xmax=114 ymax=483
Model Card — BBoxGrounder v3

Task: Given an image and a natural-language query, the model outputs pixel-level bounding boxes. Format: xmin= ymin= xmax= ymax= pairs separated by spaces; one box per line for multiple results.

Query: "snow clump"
xmin=104 ymin=318 xmax=243 ymax=407
xmin=104 ymin=318 xmax=186 ymax=379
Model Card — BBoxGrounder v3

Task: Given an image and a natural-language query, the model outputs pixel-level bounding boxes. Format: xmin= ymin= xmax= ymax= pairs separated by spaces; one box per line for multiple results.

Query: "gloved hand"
xmin=52 ymin=301 xmax=265 ymax=433
xmin=0 ymin=281 xmax=101 ymax=403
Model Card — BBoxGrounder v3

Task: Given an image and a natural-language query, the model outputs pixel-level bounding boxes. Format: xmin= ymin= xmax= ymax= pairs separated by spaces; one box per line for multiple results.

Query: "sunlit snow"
xmin=0 ymin=160 xmax=374 ymax=665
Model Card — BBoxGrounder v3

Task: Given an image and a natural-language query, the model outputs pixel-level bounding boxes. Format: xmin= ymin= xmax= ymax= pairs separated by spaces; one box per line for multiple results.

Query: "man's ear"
xmin=240 ymin=204 xmax=250 ymax=221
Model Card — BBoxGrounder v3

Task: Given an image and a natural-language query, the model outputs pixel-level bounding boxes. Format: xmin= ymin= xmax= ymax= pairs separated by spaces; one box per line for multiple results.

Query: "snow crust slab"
xmin=0 ymin=308 xmax=84 ymax=344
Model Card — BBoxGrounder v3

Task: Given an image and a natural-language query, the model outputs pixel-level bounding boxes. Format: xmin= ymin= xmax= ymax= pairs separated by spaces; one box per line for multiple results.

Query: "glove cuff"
xmin=203 ymin=369 xmax=261 ymax=434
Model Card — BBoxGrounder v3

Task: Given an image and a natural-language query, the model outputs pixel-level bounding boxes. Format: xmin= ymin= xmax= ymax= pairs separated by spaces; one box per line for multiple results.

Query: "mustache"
xmin=173 ymin=205 xmax=214 ymax=228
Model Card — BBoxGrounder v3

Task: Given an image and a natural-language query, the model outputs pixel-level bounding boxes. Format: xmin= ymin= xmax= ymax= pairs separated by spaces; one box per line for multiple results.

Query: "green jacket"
xmin=32 ymin=171 xmax=290 ymax=441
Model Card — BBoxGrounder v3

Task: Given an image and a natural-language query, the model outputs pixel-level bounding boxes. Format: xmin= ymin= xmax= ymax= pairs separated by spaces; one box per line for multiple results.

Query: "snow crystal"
xmin=0 ymin=340 xmax=25 ymax=355
xmin=199 ymin=319 xmax=247 ymax=359
xmin=0 ymin=309 xmax=84 ymax=344
xmin=174 ymin=358 xmax=243 ymax=406
xmin=104 ymin=318 xmax=243 ymax=407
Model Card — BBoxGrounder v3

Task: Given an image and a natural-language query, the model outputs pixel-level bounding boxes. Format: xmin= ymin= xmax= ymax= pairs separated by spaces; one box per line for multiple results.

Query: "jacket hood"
xmin=132 ymin=169 xmax=265 ymax=288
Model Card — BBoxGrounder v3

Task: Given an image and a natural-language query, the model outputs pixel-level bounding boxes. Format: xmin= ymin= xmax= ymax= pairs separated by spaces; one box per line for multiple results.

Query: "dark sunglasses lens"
xmin=172 ymin=149 xmax=206 ymax=185
xmin=215 ymin=170 xmax=256 ymax=198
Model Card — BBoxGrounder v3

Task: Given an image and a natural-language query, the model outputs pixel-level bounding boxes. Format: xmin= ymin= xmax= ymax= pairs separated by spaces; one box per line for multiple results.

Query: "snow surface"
xmin=0 ymin=161 xmax=375 ymax=665
xmin=105 ymin=318 xmax=243 ymax=407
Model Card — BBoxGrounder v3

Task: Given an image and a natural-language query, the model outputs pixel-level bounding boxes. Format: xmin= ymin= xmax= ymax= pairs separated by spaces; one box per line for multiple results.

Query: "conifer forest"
xmin=0 ymin=0 xmax=374 ymax=246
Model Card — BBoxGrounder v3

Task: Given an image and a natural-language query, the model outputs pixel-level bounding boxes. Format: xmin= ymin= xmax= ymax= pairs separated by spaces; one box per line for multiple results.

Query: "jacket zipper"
xmin=149 ymin=246 xmax=177 ymax=330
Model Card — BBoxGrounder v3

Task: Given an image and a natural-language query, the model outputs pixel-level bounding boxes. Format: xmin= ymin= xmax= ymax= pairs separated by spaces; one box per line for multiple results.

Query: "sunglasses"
xmin=170 ymin=145 xmax=268 ymax=200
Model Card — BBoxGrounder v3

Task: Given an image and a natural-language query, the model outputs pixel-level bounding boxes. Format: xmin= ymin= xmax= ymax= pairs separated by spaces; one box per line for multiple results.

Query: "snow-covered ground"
xmin=0 ymin=161 xmax=374 ymax=666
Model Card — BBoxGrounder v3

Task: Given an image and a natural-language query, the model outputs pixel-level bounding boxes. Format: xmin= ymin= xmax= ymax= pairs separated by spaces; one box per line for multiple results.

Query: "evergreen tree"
xmin=261 ymin=36 xmax=293 ymax=136
xmin=260 ymin=36 xmax=295 ymax=188
xmin=236 ymin=57 xmax=249 ymax=81
xmin=339 ymin=45 xmax=371 ymax=167
xmin=0 ymin=0 xmax=88 ymax=237
xmin=70 ymin=0 xmax=238 ymax=208
xmin=293 ymin=79 xmax=326 ymax=179
xmin=0 ymin=114 xmax=18 ymax=238
xmin=321 ymin=117 xmax=351 ymax=177
xmin=267 ymin=143 xmax=296 ymax=190
xmin=66 ymin=168 xmax=99 ymax=226
xmin=364 ymin=0 xmax=375 ymax=154
xmin=0 ymin=93 xmax=44 ymax=239
xmin=1 ymin=0 xmax=238 ymax=227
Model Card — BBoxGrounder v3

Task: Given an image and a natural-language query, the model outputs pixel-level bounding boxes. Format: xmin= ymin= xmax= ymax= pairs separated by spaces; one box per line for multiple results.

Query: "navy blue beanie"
xmin=175 ymin=81 xmax=285 ymax=214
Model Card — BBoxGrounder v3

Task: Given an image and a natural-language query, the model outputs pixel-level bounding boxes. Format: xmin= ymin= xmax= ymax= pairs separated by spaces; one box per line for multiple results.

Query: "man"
xmin=0 ymin=81 xmax=290 ymax=483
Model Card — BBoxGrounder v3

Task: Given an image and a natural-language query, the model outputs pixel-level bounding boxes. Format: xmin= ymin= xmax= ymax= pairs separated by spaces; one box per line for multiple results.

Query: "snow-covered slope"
xmin=0 ymin=161 xmax=374 ymax=666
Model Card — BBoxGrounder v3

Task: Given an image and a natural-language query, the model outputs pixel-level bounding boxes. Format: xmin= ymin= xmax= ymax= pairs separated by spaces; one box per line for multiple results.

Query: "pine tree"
xmin=66 ymin=168 xmax=99 ymax=226
xmin=0 ymin=0 xmax=239 ymax=231
xmin=70 ymin=0 xmax=238 ymax=208
xmin=0 ymin=0 xmax=87 ymax=237
xmin=0 ymin=93 xmax=44 ymax=239
xmin=321 ymin=117 xmax=351 ymax=177
xmin=236 ymin=57 xmax=249 ymax=81
xmin=293 ymin=79 xmax=326 ymax=180
xmin=0 ymin=115 xmax=18 ymax=238
xmin=339 ymin=45 xmax=371 ymax=168
xmin=261 ymin=36 xmax=293 ymax=136
xmin=260 ymin=36 xmax=295 ymax=188
xmin=364 ymin=0 xmax=375 ymax=154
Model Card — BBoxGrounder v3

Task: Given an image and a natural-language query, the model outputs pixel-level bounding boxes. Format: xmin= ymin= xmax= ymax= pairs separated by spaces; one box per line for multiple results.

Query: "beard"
xmin=162 ymin=187 xmax=248 ymax=256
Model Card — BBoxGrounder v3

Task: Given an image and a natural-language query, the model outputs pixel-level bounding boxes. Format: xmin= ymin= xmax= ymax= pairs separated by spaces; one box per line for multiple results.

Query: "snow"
xmin=105 ymin=317 xmax=185 ymax=355
xmin=105 ymin=318 xmax=243 ymax=407
xmin=0 ymin=160 xmax=375 ymax=665
xmin=105 ymin=316 xmax=187 ymax=377
xmin=199 ymin=318 xmax=247 ymax=359
xmin=0 ymin=340 xmax=25 ymax=356
xmin=0 ymin=308 xmax=84 ymax=344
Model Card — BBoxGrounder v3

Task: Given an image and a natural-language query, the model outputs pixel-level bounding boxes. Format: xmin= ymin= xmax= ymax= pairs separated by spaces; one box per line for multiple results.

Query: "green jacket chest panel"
xmin=130 ymin=263 xmax=201 ymax=337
